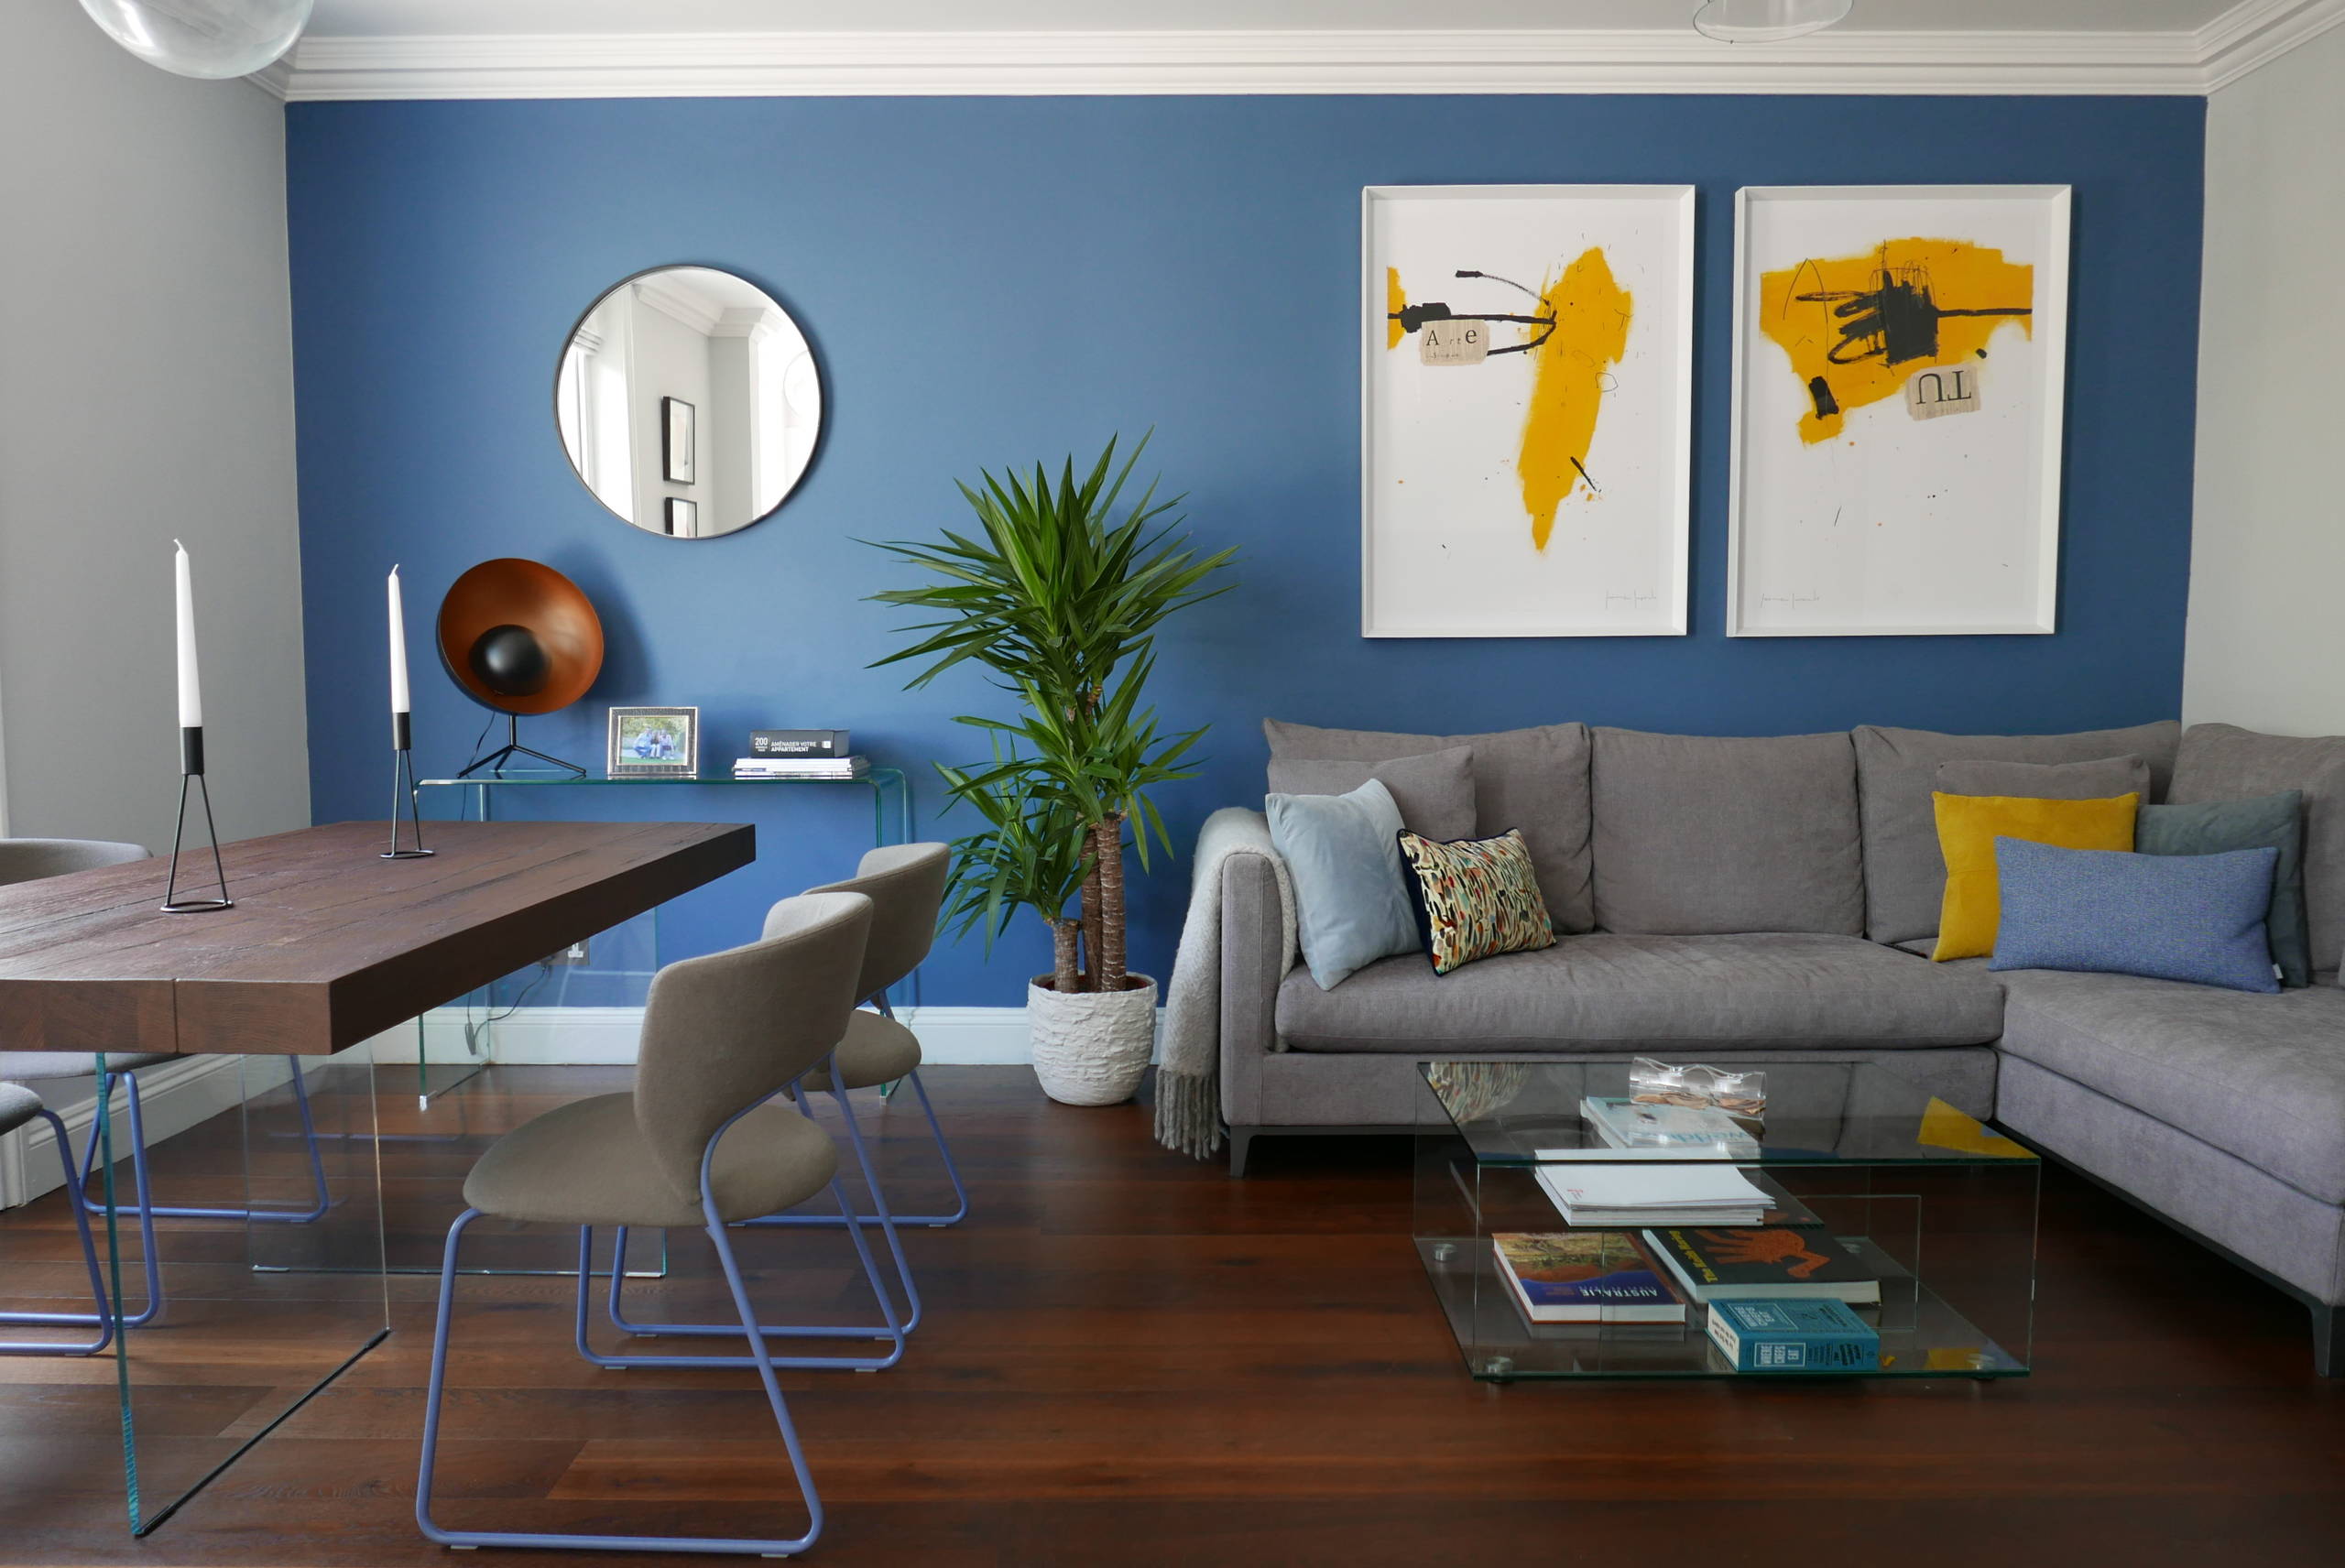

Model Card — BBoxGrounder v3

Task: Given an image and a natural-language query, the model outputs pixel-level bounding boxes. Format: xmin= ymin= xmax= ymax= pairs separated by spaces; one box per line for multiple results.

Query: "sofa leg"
xmin=2314 ymin=1302 xmax=2343 ymax=1377
xmin=1227 ymin=1127 xmax=1257 ymax=1180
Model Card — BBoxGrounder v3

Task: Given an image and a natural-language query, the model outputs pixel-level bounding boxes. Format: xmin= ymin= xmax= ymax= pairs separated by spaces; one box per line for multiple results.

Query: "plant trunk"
xmin=1095 ymin=812 xmax=1128 ymax=990
xmin=1049 ymin=916 xmax=1082 ymax=996
xmin=1078 ymin=851 xmax=1105 ymax=994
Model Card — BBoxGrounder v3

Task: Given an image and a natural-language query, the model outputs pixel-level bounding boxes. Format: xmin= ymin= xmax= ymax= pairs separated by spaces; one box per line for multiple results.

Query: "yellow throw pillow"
xmin=1931 ymin=792 xmax=2140 ymax=962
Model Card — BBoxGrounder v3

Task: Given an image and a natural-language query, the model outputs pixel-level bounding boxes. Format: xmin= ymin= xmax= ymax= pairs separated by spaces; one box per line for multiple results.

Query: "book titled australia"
xmin=1643 ymin=1225 xmax=1881 ymax=1306
xmin=1706 ymin=1297 xmax=1881 ymax=1373
xmin=1491 ymin=1233 xmax=1688 ymax=1324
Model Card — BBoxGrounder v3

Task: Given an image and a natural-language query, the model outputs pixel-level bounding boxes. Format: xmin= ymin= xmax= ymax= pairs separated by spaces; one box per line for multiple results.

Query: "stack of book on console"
xmin=734 ymin=729 xmax=867 ymax=779
xmin=1533 ymin=1161 xmax=1772 ymax=1227
xmin=1490 ymin=1233 xmax=1688 ymax=1325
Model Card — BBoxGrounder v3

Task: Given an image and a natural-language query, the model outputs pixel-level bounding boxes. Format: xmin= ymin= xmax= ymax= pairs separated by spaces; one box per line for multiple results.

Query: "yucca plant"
xmin=869 ymin=433 xmax=1235 ymax=996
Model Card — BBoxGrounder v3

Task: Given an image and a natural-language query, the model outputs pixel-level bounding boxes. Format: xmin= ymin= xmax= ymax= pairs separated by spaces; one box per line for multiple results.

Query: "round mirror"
xmin=555 ymin=267 xmax=822 ymax=539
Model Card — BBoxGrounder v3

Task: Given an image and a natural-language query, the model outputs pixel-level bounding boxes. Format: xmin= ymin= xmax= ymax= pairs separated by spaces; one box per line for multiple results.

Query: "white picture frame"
xmin=1361 ymin=184 xmax=1695 ymax=638
xmin=1727 ymin=185 xmax=2071 ymax=637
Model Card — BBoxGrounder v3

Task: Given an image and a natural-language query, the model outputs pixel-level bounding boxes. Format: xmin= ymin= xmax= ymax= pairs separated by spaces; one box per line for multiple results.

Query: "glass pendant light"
xmin=1692 ymin=0 xmax=1856 ymax=44
xmin=76 ymin=0 xmax=313 ymax=80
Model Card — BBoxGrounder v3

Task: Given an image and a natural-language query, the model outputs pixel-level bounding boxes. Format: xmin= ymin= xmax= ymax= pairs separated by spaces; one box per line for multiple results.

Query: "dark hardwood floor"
xmin=3 ymin=1064 xmax=2340 ymax=1566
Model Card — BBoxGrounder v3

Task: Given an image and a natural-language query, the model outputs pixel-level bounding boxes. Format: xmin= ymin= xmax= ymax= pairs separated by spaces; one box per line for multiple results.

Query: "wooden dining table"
xmin=0 ymin=818 xmax=755 ymax=1533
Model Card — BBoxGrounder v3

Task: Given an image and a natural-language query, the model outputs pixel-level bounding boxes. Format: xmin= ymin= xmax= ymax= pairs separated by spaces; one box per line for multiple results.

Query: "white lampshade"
xmin=76 ymin=0 xmax=313 ymax=80
xmin=1692 ymin=0 xmax=1856 ymax=43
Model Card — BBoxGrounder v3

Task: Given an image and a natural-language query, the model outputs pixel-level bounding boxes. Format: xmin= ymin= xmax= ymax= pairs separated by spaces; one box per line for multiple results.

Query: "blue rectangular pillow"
xmin=1990 ymin=838 xmax=2281 ymax=994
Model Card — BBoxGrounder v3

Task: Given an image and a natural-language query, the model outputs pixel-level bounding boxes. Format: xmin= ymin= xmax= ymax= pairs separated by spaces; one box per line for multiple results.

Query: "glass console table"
xmin=410 ymin=767 xmax=913 ymax=1103
xmin=1416 ymin=1058 xmax=2038 ymax=1381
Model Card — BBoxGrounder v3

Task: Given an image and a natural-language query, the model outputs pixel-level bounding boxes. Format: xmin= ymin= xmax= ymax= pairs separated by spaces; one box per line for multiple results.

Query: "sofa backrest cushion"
xmin=1266 ymin=746 xmax=1477 ymax=842
xmin=1853 ymin=721 xmax=2182 ymax=945
xmin=2168 ymin=724 xmax=2345 ymax=982
xmin=1590 ymin=728 xmax=1864 ymax=936
xmin=1263 ymin=719 xmax=1593 ymax=931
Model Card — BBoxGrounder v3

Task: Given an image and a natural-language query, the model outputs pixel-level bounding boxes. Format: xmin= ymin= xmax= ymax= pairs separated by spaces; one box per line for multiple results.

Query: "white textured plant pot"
xmin=1028 ymin=974 xmax=1158 ymax=1105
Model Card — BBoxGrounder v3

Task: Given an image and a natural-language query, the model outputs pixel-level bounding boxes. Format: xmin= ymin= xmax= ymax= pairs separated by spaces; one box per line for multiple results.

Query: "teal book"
xmin=1705 ymin=1297 xmax=1881 ymax=1373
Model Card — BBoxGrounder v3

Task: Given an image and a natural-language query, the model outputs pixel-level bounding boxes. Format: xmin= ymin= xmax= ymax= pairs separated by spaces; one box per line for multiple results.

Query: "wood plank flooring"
xmin=1 ymin=1064 xmax=2340 ymax=1567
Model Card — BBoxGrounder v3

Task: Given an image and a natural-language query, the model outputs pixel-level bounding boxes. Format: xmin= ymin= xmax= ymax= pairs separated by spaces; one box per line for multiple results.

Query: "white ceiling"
xmin=306 ymin=1 xmax=2248 ymax=38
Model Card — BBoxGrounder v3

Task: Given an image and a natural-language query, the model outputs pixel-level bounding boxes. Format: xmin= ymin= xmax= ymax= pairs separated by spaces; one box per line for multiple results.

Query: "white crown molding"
xmin=2198 ymin=0 xmax=2345 ymax=88
xmin=245 ymin=53 xmax=294 ymax=101
xmin=632 ymin=276 xmax=726 ymax=336
xmin=278 ymin=26 xmax=2227 ymax=101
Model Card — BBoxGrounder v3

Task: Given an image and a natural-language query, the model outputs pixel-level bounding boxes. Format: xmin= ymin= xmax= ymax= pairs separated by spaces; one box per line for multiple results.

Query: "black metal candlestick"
xmin=384 ymin=711 xmax=434 ymax=859
xmin=160 ymin=725 xmax=234 ymax=912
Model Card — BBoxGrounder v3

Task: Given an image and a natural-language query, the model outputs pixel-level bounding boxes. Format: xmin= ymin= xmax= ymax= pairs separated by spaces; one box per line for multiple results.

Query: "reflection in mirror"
xmin=555 ymin=266 xmax=820 ymax=539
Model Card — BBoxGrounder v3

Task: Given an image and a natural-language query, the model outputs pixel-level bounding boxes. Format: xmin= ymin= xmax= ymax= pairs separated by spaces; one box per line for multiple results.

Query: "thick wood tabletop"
xmin=0 ymin=821 xmax=755 ymax=1057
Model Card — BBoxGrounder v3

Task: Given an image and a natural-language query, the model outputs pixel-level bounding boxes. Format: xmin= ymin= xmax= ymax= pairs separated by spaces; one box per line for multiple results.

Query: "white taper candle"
xmin=388 ymin=565 xmax=411 ymax=714
xmin=173 ymin=539 xmax=202 ymax=729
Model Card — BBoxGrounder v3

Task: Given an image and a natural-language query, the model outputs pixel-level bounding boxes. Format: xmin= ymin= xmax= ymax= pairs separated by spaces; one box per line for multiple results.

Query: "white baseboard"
xmin=383 ymin=1003 xmax=1147 ymax=1068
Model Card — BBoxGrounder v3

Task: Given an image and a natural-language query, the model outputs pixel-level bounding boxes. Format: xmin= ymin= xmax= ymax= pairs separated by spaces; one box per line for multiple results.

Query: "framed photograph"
xmin=1727 ymin=185 xmax=2071 ymax=637
xmin=1362 ymin=184 xmax=1695 ymax=638
xmin=664 ymin=496 xmax=699 ymax=538
xmin=661 ymin=396 xmax=696 ymax=485
xmin=606 ymin=706 xmax=699 ymax=779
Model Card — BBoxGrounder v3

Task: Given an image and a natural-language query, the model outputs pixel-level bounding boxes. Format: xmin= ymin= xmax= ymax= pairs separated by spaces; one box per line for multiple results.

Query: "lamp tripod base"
xmin=384 ymin=726 xmax=435 ymax=858
xmin=162 ymin=729 xmax=234 ymax=913
xmin=456 ymin=714 xmax=585 ymax=780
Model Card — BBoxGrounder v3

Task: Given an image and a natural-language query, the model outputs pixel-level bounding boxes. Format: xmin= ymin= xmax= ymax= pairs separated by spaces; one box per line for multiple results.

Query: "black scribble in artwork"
xmin=1807 ymin=376 xmax=1840 ymax=420
xmin=1390 ymin=269 xmax=1556 ymax=355
xmin=1570 ymin=456 xmax=1599 ymax=494
xmin=1793 ymin=249 xmax=2032 ymax=369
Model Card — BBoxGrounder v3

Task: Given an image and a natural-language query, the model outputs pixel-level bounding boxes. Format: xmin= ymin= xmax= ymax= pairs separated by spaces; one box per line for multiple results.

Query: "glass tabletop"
xmin=418 ymin=768 xmax=903 ymax=787
xmin=1419 ymin=1059 xmax=2036 ymax=1168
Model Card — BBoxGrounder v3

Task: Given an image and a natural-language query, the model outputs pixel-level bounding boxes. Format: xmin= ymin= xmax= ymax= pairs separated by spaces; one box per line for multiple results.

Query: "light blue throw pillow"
xmin=1991 ymin=837 xmax=2282 ymax=994
xmin=1266 ymin=778 xmax=1421 ymax=990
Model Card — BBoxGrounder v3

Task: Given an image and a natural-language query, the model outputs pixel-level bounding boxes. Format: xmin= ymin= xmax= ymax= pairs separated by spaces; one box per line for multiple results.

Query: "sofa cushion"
xmin=1589 ymin=729 xmax=1863 ymax=936
xmin=2167 ymin=724 xmax=2345 ymax=981
xmin=1853 ymin=721 xmax=2182 ymax=946
xmin=1995 ymin=967 xmax=2345 ymax=1204
xmin=2137 ymin=791 xmax=2311 ymax=987
xmin=1266 ymin=746 xmax=1477 ymax=842
xmin=1990 ymin=839 xmax=2281 ymax=995
xmin=1934 ymin=754 xmax=2151 ymax=804
xmin=1264 ymin=718 xmax=1593 ymax=932
xmin=1266 ymin=779 xmax=1421 ymax=991
xmin=1276 ymin=932 xmax=2005 ymax=1054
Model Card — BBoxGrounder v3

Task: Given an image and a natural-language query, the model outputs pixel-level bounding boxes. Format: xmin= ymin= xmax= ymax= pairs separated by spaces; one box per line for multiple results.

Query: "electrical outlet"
xmin=551 ymin=940 xmax=590 ymax=966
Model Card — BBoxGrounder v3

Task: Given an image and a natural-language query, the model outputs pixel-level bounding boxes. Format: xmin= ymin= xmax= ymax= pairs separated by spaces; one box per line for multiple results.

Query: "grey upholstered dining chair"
xmin=0 ymin=1083 xmax=115 ymax=1356
xmin=601 ymin=841 xmax=957 ymax=1350
xmin=416 ymin=889 xmax=882 ymax=1557
xmin=0 ymin=839 xmax=332 ymax=1333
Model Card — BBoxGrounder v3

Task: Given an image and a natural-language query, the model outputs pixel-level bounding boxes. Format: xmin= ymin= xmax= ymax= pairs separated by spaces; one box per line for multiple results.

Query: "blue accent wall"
xmin=285 ymin=94 xmax=2205 ymax=1004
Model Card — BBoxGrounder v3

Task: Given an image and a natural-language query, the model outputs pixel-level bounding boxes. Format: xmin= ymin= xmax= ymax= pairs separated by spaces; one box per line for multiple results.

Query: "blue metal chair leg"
xmin=65 ymin=1073 xmax=165 ymax=1327
xmin=0 ymin=1109 xmax=117 ymax=1356
xmin=589 ymin=1165 xmax=909 ymax=1372
xmin=80 ymin=1064 xmax=331 ymax=1225
xmin=747 ymin=1067 xmax=968 ymax=1230
xmin=422 ymin=1213 xmax=825 ymax=1554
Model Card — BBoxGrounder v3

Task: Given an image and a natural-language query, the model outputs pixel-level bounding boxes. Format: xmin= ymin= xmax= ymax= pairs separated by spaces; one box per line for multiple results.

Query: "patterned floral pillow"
xmin=1395 ymin=829 xmax=1558 ymax=975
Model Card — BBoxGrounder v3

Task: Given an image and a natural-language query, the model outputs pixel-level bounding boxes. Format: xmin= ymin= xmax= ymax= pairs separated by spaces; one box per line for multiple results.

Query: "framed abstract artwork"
xmin=1362 ymin=185 xmax=1695 ymax=637
xmin=1727 ymin=185 xmax=2071 ymax=637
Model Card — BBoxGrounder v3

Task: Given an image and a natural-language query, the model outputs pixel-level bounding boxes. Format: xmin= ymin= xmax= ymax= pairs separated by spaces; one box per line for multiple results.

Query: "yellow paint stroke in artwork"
xmin=1385 ymin=267 xmax=1405 ymax=351
xmin=1760 ymin=237 xmax=2034 ymax=444
xmin=1519 ymin=247 xmax=1631 ymax=552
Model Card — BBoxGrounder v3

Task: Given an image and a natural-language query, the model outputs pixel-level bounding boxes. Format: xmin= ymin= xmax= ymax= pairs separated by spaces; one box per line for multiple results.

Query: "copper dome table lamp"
xmin=436 ymin=559 xmax=605 ymax=779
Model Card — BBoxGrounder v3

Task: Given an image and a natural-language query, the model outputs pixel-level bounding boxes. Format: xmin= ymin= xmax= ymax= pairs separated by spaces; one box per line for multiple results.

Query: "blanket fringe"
xmin=1152 ymin=1068 xmax=1224 ymax=1160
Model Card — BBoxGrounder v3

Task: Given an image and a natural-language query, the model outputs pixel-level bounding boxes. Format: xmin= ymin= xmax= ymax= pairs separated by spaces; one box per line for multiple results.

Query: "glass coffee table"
xmin=1415 ymin=1059 xmax=2038 ymax=1381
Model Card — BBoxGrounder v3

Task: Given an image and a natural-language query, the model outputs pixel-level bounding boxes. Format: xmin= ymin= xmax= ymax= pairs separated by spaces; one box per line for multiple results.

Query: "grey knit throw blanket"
xmin=1152 ymin=808 xmax=1296 ymax=1160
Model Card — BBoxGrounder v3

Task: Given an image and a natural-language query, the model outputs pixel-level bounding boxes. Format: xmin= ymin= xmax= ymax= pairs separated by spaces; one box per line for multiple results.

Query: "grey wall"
xmin=2183 ymin=24 xmax=2345 ymax=736
xmin=0 ymin=2 xmax=308 ymax=850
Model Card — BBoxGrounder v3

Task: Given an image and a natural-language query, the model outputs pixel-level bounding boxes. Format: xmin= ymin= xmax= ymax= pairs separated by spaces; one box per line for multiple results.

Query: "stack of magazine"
xmin=733 ymin=755 xmax=869 ymax=779
xmin=1533 ymin=1161 xmax=1771 ymax=1226
xmin=1579 ymin=1095 xmax=1760 ymax=1159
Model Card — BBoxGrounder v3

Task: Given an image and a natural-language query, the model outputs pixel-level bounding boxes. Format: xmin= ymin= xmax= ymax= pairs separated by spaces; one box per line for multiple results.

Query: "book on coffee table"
xmin=1491 ymin=1233 xmax=1688 ymax=1323
xmin=1643 ymin=1225 xmax=1882 ymax=1306
xmin=1535 ymin=1162 xmax=1770 ymax=1226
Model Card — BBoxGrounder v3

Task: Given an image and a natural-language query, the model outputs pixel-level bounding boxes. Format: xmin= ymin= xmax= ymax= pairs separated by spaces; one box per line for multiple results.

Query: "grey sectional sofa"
xmin=1209 ymin=716 xmax=2345 ymax=1374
